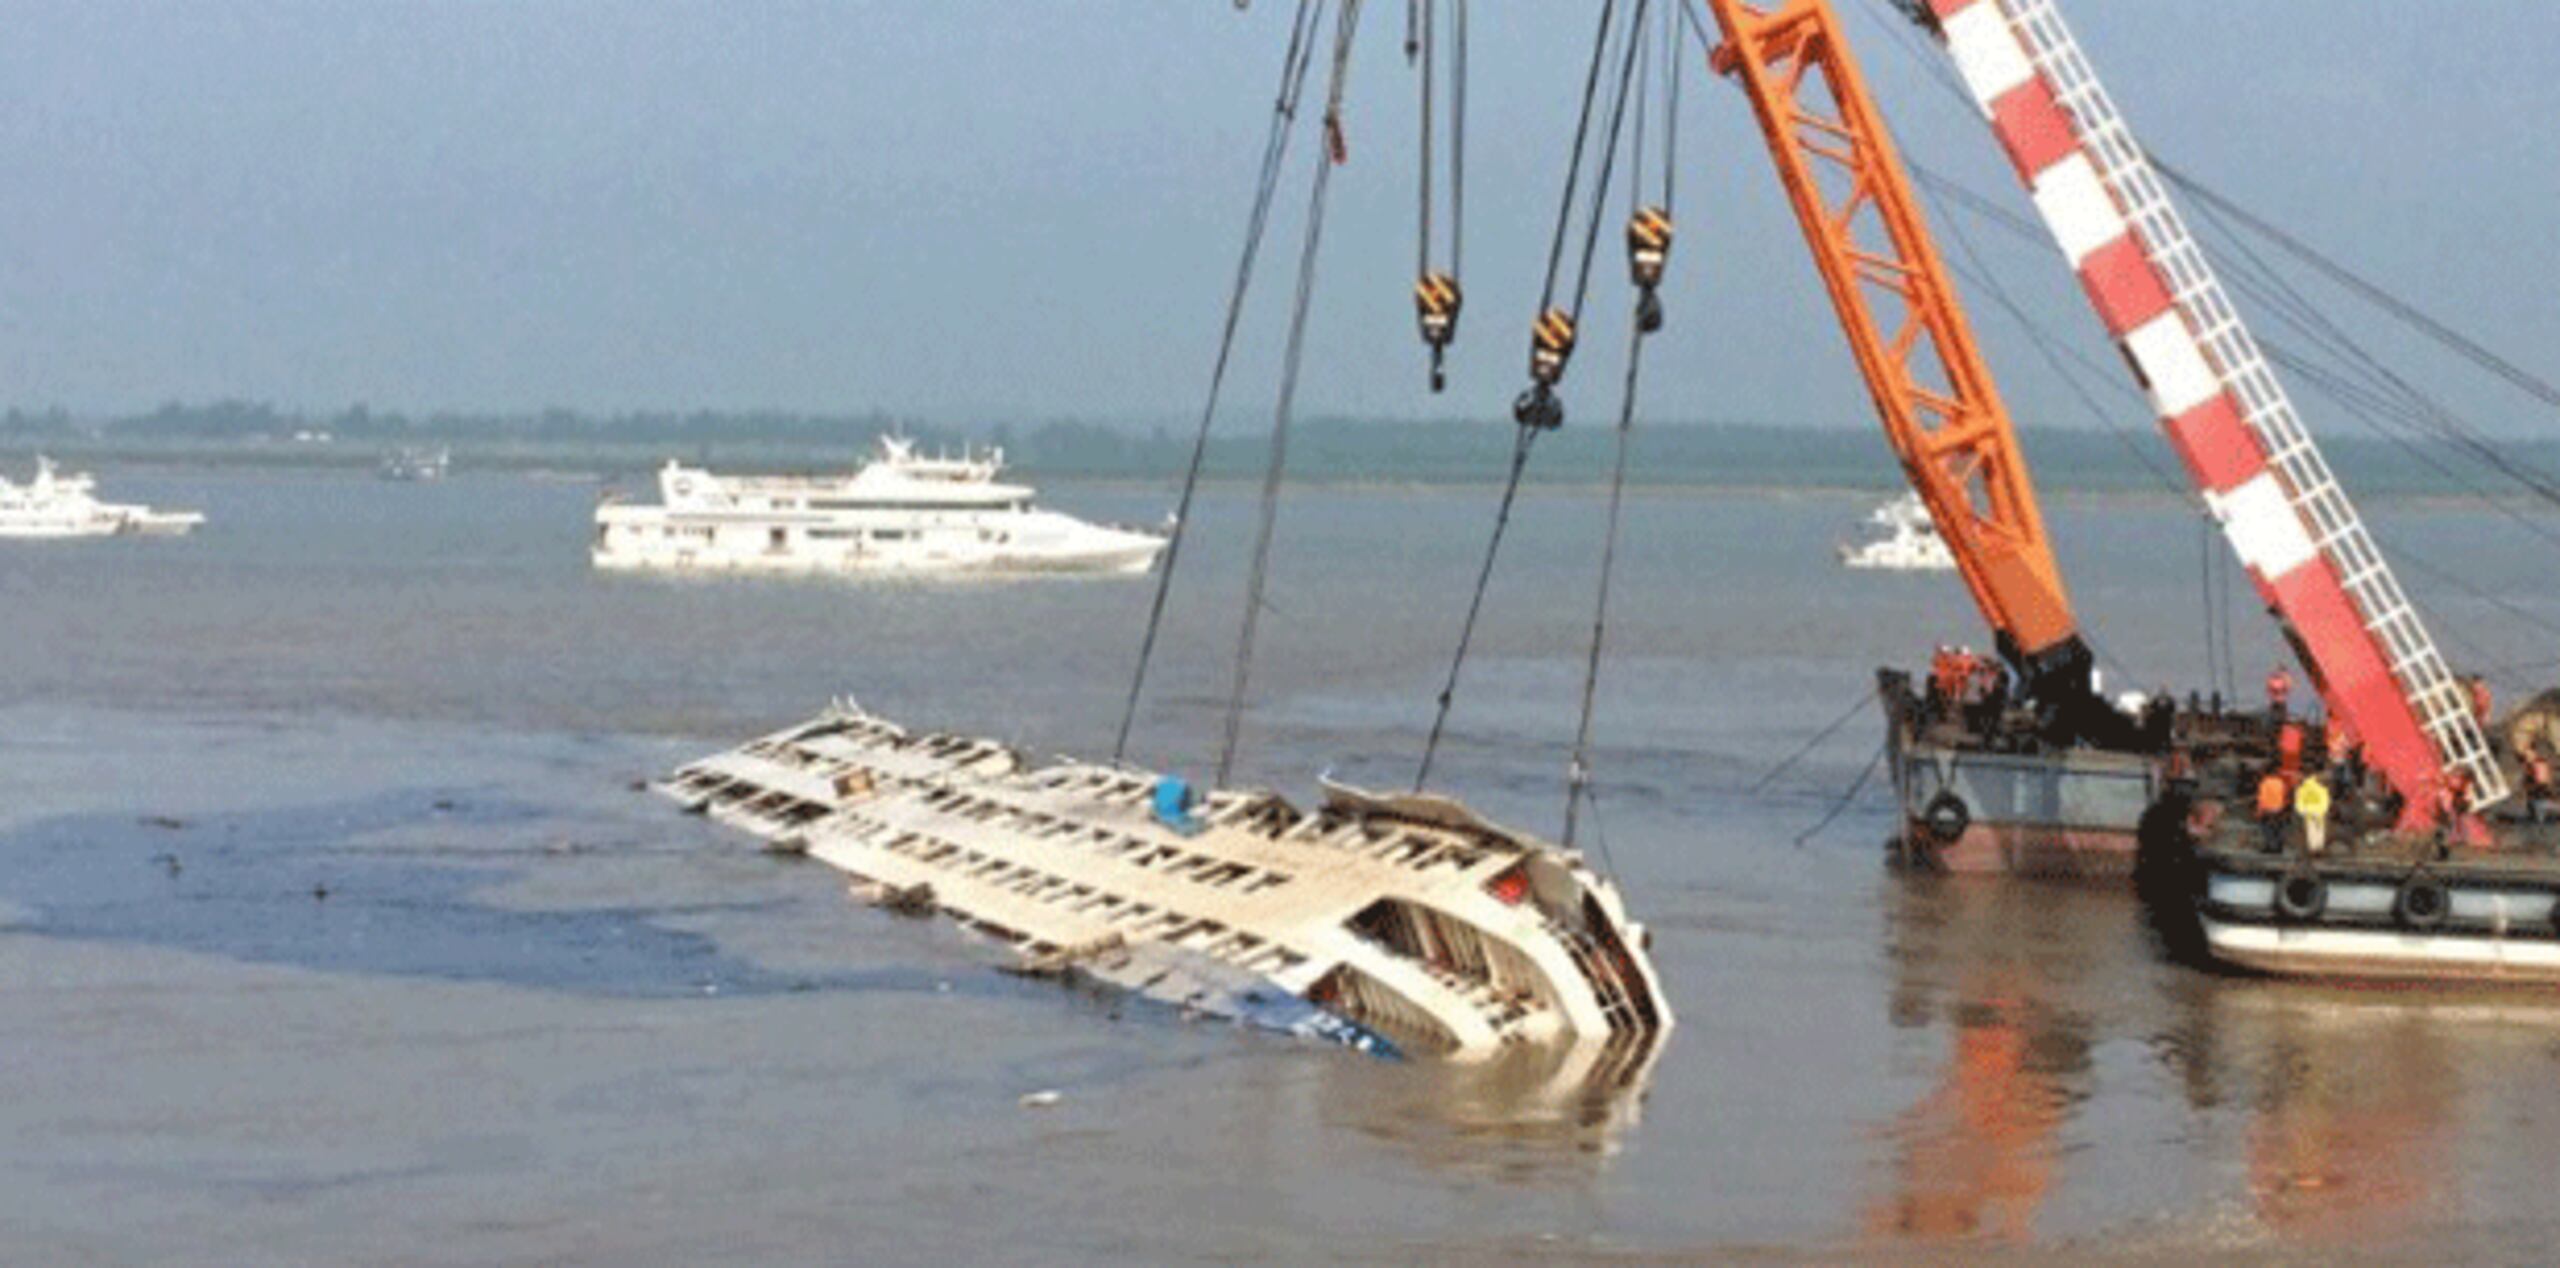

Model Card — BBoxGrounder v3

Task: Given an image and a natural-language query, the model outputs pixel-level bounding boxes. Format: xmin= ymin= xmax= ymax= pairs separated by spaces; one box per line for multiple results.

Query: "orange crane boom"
xmin=1699 ymin=0 xmax=2096 ymax=705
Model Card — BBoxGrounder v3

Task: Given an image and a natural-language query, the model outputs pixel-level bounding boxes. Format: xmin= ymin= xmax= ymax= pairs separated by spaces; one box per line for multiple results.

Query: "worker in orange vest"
xmin=1929 ymin=646 xmax=1963 ymax=718
xmin=2276 ymin=720 xmax=2306 ymax=779
xmin=2266 ymin=666 xmax=2293 ymax=721
xmin=2257 ymin=770 xmax=2291 ymax=855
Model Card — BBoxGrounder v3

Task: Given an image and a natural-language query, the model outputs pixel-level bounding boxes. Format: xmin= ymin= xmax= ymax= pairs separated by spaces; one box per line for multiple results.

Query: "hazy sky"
xmin=2 ymin=1 xmax=2555 ymax=433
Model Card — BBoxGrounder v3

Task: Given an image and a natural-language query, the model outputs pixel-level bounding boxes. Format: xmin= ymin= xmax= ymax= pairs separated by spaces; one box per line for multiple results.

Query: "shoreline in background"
xmin=5 ymin=407 xmax=2557 ymax=503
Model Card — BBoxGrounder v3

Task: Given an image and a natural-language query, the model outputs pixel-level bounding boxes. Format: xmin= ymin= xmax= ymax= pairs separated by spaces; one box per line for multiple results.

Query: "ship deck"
xmin=658 ymin=706 xmax=1672 ymax=1059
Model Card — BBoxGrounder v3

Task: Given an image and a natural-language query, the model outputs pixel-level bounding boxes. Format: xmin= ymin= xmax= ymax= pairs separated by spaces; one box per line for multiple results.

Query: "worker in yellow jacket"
xmin=2295 ymin=773 xmax=2333 ymax=855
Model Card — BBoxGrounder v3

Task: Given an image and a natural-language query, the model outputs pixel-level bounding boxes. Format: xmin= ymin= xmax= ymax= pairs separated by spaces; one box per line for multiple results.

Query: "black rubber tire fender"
xmin=1921 ymin=790 xmax=1972 ymax=845
xmin=2394 ymin=870 xmax=2451 ymax=932
xmin=2273 ymin=867 xmax=2328 ymax=923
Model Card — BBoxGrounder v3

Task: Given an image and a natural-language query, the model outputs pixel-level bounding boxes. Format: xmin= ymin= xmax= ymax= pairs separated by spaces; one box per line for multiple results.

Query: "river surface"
xmin=6 ymin=467 xmax=2560 ymax=1262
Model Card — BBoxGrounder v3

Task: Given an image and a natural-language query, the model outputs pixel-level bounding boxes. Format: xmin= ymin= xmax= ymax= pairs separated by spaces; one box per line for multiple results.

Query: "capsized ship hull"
xmin=658 ymin=705 xmax=1673 ymax=1060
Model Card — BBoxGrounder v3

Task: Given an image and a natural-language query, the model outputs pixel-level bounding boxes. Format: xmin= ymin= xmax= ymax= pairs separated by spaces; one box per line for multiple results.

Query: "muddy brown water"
xmin=6 ymin=469 xmax=2560 ymax=1261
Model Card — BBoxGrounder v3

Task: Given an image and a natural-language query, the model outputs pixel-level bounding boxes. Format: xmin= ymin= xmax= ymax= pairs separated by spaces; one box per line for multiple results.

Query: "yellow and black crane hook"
xmin=1627 ymin=204 xmax=1673 ymax=334
xmin=1414 ymin=271 xmax=1462 ymax=393
xmin=1512 ymin=306 xmax=1575 ymax=430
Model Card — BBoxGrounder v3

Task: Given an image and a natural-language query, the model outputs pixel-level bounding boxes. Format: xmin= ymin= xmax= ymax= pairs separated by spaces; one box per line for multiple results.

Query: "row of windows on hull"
xmin=599 ymin=524 xmax=1008 ymax=546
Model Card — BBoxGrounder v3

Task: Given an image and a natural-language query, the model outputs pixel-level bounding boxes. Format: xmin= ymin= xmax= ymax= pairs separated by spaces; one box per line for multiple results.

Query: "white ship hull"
xmin=659 ymin=705 xmax=1673 ymax=1061
xmin=1837 ymin=492 xmax=1955 ymax=571
xmin=0 ymin=459 xmax=203 ymax=538
xmin=594 ymin=437 xmax=1166 ymax=577
xmin=592 ymin=511 xmax=1163 ymax=576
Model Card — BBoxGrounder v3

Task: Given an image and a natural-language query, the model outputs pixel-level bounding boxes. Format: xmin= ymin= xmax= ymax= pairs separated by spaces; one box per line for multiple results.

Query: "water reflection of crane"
xmin=2209 ymin=992 xmax=2460 ymax=1239
xmin=1869 ymin=882 xmax=2528 ymax=1248
xmin=1867 ymin=879 xmax=2117 ymax=1244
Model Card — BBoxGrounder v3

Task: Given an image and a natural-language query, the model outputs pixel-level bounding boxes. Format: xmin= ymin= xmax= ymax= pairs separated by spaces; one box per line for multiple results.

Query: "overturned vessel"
xmin=593 ymin=435 xmax=1167 ymax=576
xmin=659 ymin=704 xmax=1671 ymax=1059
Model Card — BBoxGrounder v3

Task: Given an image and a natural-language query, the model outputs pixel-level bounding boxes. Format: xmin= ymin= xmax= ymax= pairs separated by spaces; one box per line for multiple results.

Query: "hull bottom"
xmin=1897 ymin=822 xmax=2138 ymax=879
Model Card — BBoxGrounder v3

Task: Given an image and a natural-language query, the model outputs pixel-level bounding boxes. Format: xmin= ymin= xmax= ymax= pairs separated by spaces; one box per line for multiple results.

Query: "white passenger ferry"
xmin=1837 ymin=492 xmax=1955 ymax=572
xmin=592 ymin=436 xmax=1167 ymax=576
xmin=0 ymin=456 xmax=204 ymax=539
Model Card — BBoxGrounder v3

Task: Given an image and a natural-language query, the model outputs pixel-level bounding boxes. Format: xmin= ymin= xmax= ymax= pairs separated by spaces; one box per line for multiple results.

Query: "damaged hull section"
xmin=658 ymin=705 xmax=1673 ymax=1061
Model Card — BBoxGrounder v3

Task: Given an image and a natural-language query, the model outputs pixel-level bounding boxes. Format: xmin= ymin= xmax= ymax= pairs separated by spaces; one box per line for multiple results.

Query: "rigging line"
xmin=2152 ymin=191 xmax=2560 ymax=593
xmin=1537 ymin=0 xmax=1621 ymax=310
xmin=1863 ymin=0 xmax=2560 ymax=522
xmin=1450 ymin=0 xmax=1467 ymax=276
xmin=1112 ymin=0 xmax=1324 ymax=766
xmin=1749 ymin=687 xmax=1877 ymax=794
xmin=1911 ymin=153 xmax=2185 ymax=501
xmin=1795 ymin=740 xmax=1889 ymax=848
xmin=1565 ymin=303 xmax=1650 ymax=849
xmin=2198 ymin=519 xmax=2224 ymax=699
xmin=1413 ymin=423 xmax=1539 ymax=791
xmin=1676 ymin=0 xmax=1716 ymax=60
xmin=1218 ymin=0 xmax=1365 ymax=788
xmin=2189 ymin=189 xmax=2560 ymax=513
xmin=1415 ymin=0 xmax=1433 ymax=278
xmin=1567 ymin=0 xmax=1651 ymax=321
xmin=1906 ymin=148 xmax=2560 ymax=663
xmin=2216 ymin=511 xmax=2236 ymax=700
xmin=2157 ymin=160 xmax=2560 ymax=420
xmin=2198 ymin=196 xmax=2560 ymax=536
xmin=2269 ymin=347 xmax=2560 ymax=553
xmin=2392 ymin=542 xmax=2560 ymax=656
xmin=1576 ymin=781 xmax=1621 ymax=885
xmin=1660 ymin=0 xmax=1682 ymax=213
xmin=1628 ymin=3 xmax=1648 ymax=213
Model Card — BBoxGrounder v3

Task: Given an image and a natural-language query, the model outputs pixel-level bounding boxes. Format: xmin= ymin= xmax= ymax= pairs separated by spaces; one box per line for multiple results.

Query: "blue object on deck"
xmin=1152 ymin=776 xmax=1206 ymax=836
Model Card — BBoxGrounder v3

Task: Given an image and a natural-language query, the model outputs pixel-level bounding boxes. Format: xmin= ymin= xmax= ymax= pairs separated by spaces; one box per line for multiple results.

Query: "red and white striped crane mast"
xmin=1914 ymin=0 xmax=2505 ymax=825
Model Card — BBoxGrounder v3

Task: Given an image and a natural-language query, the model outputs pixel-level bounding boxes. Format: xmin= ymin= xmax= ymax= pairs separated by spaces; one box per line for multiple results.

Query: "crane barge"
xmin=1731 ymin=0 xmax=2560 ymax=982
xmin=1700 ymin=0 xmax=2267 ymax=878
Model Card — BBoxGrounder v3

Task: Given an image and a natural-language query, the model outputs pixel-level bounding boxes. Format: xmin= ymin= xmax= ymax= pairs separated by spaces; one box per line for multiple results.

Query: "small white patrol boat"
xmin=0 ymin=457 xmax=204 ymax=539
xmin=1837 ymin=493 xmax=1955 ymax=572
xmin=592 ymin=435 xmax=1167 ymax=576
xmin=379 ymin=446 xmax=450 ymax=481
xmin=659 ymin=704 xmax=1672 ymax=1061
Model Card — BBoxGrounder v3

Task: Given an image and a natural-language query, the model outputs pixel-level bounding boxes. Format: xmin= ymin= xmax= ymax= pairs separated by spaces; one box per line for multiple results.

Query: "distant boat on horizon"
xmin=379 ymin=446 xmax=451 ymax=482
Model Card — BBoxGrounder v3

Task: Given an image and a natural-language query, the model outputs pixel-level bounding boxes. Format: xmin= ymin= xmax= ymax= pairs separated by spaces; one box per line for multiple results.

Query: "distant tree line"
xmin=2 ymin=399 xmax=2551 ymax=497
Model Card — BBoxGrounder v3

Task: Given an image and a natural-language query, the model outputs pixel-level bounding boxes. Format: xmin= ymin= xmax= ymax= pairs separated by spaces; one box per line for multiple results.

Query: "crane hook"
xmin=1627 ymin=205 xmax=1673 ymax=334
xmin=1415 ymin=272 xmax=1462 ymax=393
xmin=1513 ymin=306 xmax=1576 ymax=430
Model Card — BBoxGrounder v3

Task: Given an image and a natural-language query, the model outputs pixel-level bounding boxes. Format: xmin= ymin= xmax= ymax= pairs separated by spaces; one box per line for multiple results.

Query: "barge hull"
xmin=2201 ymin=916 xmax=2560 ymax=985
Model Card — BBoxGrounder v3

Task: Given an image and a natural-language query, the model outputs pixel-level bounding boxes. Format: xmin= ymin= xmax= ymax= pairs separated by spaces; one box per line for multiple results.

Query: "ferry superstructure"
xmin=1837 ymin=493 xmax=1955 ymax=572
xmin=660 ymin=704 xmax=1671 ymax=1061
xmin=0 ymin=456 xmax=203 ymax=539
xmin=593 ymin=435 xmax=1166 ymax=576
